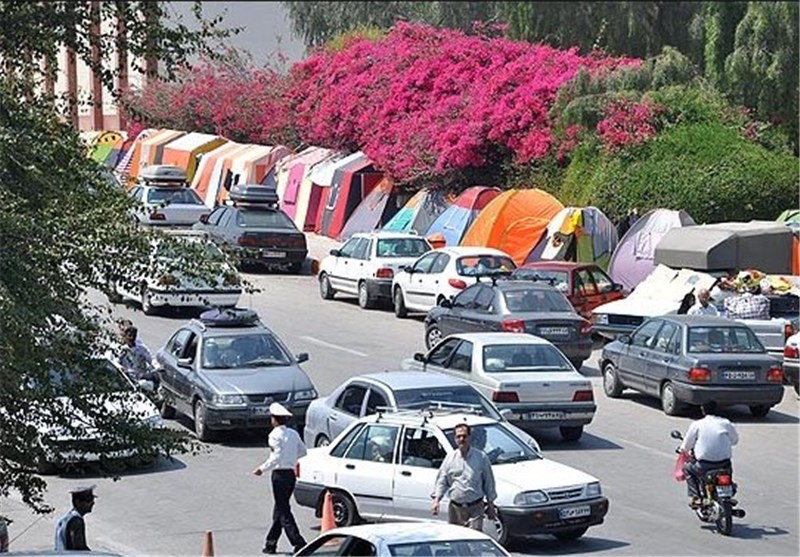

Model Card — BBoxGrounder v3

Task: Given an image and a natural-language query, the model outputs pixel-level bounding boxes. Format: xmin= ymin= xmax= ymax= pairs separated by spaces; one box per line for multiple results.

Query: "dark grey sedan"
xmin=600 ymin=315 xmax=784 ymax=417
xmin=424 ymin=280 xmax=593 ymax=369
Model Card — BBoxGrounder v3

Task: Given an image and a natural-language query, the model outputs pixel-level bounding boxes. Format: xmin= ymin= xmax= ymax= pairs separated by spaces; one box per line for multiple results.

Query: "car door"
xmin=172 ymin=331 xmax=201 ymax=412
xmin=328 ymin=238 xmax=361 ymax=293
xmin=326 ymin=383 xmax=368 ymax=442
xmin=404 ymin=252 xmax=440 ymax=310
xmin=157 ymin=328 xmax=194 ymax=415
xmin=572 ymin=268 xmax=598 ymax=319
xmin=588 ymin=267 xmax=621 ymax=310
xmin=335 ymin=423 xmax=400 ymax=517
xmin=422 ymin=338 xmax=462 ymax=378
xmin=350 ymin=237 xmax=372 ymax=285
xmin=618 ymin=319 xmax=663 ymax=392
xmin=393 ymin=426 xmax=450 ymax=519
xmin=439 ymin=286 xmax=481 ymax=336
xmin=420 ymin=253 xmax=450 ymax=304
xmin=364 ymin=386 xmax=389 ymax=416
xmin=643 ymin=321 xmax=681 ymax=395
xmin=197 ymin=206 xmax=227 ymax=242
xmin=465 ymin=285 xmax=497 ymax=333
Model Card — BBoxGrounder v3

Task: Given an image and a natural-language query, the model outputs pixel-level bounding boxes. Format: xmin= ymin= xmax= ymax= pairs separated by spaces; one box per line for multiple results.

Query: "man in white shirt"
xmin=679 ymin=402 xmax=738 ymax=505
xmin=253 ymin=403 xmax=307 ymax=554
xmin=688 ymin=288 xmax=719 ymax=317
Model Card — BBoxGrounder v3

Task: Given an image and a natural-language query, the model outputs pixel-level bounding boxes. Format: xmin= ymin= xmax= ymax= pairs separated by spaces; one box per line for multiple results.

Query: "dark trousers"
xmin=684 ymin=459 xmax=732 ymax=498
xmin=265 ymin=469 xmax=305 ymax=551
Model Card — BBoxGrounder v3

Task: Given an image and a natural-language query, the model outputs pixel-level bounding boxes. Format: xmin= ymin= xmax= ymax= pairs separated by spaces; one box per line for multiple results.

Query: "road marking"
xmin=300 ymin=336 xmax=368 ymax=357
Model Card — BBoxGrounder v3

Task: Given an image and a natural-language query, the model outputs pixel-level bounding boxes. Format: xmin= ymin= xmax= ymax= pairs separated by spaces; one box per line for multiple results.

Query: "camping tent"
xmin=382 ymin=188 xmax=452 ymax=235
xmin=607 ymin=208 xmax=696 ymax=292
xmin=160 ymin=132 xmax=227 ymax=183
xmin=228 ymin=144 xmax=291 ymax=187
xmin=274 ymin=147 xmax=337 ymax=226
xmin=777 ymin=209 xmax=800 ymax=225
xmin=318 ymin=152 xmax=382 ymax=239
xmin=526 ymin=206 xmax=619 ymax=270
xmin=116 ymin=128 xmax=157 ymax=184
xmin=299 ymin=152 xmax=348 ymax=232
xmin=461 ymin=189 xmax=564 ymax=266
xmin=90 ymin=131 xmax=125 ymax=164
xmin=338 ymin=178 xmax=401 ymax=240
xmin=191 ymin=142 xmax=253 ymax=208
xmin=424 ymin=186 xmax=501 ymax=247
xmin=103 ymin=133 xmax=131 ymax=169
xmin=135 ymin=129 xmax=185 ymax=176
xmin=654 ymin=221 xmax=793 ymax=274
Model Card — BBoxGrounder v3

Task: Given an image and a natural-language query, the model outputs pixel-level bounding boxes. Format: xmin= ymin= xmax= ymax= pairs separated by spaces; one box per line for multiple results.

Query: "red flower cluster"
xmin=596 ymin=99 xmax=662 ymax=151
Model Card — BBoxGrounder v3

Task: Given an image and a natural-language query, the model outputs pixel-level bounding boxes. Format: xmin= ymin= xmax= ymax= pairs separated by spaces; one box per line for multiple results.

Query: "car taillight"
xmin=687 ymin=367 xmax=711 ymax=382
xmin=157 ymin=274 xmax=179 ymax=286
xmin=766 ymin=367 xmax=783 ymax=382
xmin=448 ymin=278 xmax=467 ymax=289
xmin=784 ymin=323 xmax=796 ymax=340
xmin=784 ymin=345 xmax=799 ymax=359
xmin=149 ymin=212 xmax=166 ymax=221
xmin=501 ymin=319 xmax=525 ymax=333
xmin=375 ymin=267 xmax=394 ymax=279
xmin=492 ymin=391 xmax=519 ymax=403
xmin=580 ymin=320 xmax=593 ymax=335
xmin=238 ymin=234 xmax=257 ymax=247
xmin=717 ymin=474 xmax=732 ymax=486
xmin=573 ymin=389 xmax=594 ymax=402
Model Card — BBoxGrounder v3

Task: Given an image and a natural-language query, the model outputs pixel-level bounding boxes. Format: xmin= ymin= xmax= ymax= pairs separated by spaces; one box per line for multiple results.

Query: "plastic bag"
xmin=673 ymin=451 xmax=689 ymax=482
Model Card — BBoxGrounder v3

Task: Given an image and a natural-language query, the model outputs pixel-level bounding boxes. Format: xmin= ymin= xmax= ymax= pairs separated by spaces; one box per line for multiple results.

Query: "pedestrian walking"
xmin=54 ymin=486 xmax=96 ymax=551
xmin=252 ymin=403 xmax=308 ymax=554
xmin=431 ymin=423 xmax=497 ymax=530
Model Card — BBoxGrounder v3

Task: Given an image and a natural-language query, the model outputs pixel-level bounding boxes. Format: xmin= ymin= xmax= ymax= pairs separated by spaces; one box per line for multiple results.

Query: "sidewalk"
xmin=303 ymin=233 xmax=341 ymax=275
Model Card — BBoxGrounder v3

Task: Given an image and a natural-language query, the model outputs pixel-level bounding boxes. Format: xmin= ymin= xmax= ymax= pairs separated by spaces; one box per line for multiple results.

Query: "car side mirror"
xmin=618 ymin=335 xmax=632 ymax=345
xmin=137 ymin=379 xmax=155 ymax=392
xmin=670 ymin=430 xmax=683 ymax=440
xmin=403 ymin=265 xmax=414 ymax=273
xmin=499 ymin=408 xmax=512 ymax=419
xmin=177 ymin=357 xmax=193 ymax=369
xmin=439 ymin=299 xmax=452 ymax=309
xmin=199 ymin=214 xmax=209 ymax=224
xmin=296 ymin=352 xmax=309 ymax=364
xmin=329 ymin=249 xmax=340 ymax=257
xmin=413 ymin=352 xmax=426 ymax=363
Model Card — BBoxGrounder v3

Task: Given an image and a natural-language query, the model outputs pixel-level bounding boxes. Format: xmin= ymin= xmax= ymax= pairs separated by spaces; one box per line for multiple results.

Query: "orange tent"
xmin=190 ymin=142 xmax=248 ymax=207
xmin=461 ymin=189 xmax=565 ymax=266
xmin=161 ymin=132 xmax=227 ymax=183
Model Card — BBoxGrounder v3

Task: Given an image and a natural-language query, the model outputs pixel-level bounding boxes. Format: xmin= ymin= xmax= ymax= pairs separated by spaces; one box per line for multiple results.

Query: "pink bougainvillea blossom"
xmin=596 ymin=99 xmax=662 ymax=151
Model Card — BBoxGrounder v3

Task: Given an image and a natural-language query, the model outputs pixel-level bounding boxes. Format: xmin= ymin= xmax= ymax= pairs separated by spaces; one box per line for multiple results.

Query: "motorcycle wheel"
xmin=715 ymin=500 xmax=733 ymax=536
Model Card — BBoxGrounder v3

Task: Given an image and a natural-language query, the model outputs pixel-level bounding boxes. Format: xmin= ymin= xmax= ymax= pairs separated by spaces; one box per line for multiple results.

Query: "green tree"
xmin=0 ymin=1 xmax=238 ymax=513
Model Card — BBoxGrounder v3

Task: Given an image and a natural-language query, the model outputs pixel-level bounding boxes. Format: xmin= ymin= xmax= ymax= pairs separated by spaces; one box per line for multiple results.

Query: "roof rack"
xmin=513 ymin=273 xmax=559 ymax=286
xmin=374 ymin=403 xmax=484 ymax=426
xmin=228 ymin=183 xmax=279 ymax=208
xmin=472 ymin=269 xmax=513 ymax=286
xmin=140 ymin=165 xmax=188 ymax=186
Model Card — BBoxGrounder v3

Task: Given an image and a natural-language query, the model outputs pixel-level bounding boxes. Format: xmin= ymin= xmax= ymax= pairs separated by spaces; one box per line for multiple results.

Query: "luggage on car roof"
xmin=229 ymin=183 xmax=279 ymax=207
xmin=199 ymin=307 xmax=260 ymax=327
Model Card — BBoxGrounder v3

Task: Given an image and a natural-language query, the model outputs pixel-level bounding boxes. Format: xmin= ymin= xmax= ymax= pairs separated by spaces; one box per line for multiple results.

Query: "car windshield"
xmin=237 ymin=210 xmax=296 ymax=229
xmin=503 ymin=288 xmax=573 ymax=312
xmin=146 ymin=187 xmax=203 ymax=205
xmin=512 ymin=269 xmax=569 ymax=293
xmin=394 ymin=386 xmax=501 ymax=420
xmin=201 ymin=334 xmax=292 ymax=369
xmin=444 ymin=423 xmax=540 ymax=464
xmin=389 ymin=540 xmax=507 ymax=557
xmin=687 ymin=326 xmax=765 ymax=353
xmin=45 ymin=360 xmax=132 ymax=396
xmin=483 ymin=343 xmax=573 ymax=372
xmin=458 ymin=255 xmax=516 ymax=276
xmin=376 ymin=238 xmax=431 ymax=258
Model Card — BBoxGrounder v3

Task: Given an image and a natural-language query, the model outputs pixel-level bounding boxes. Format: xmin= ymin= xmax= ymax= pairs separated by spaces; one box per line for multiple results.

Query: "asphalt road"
xmin=3 ymin=271 xmax=798 ymax=557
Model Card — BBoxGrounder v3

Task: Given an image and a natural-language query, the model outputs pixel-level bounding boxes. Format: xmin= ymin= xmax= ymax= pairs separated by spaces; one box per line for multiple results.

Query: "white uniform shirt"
xmin=680 ymin=415 xmax=738 ymax=461
xmin=54 ymin=509 xmax=81 ymax=551
xmin=687 ymin=302 xmax=719 ymax=317
xmin=258 ymin=425 xmax=307 ymax=472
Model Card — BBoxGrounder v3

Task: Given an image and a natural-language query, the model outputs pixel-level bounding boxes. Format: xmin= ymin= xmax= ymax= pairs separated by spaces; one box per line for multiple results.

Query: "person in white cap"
xmin=54 ymin=486 xmax=96 ymax=551
xmin=252 ymin=402 xmax=307 ymax=554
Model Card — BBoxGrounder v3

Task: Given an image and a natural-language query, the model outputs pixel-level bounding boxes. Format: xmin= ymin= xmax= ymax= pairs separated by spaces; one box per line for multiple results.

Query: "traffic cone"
xmin=310 ymin=258 xmax=320 ymax=276
xmin=321 ymin=490 xmax=336 ymax=532
xmin=201 ymin=530 xmax=215 ymax=557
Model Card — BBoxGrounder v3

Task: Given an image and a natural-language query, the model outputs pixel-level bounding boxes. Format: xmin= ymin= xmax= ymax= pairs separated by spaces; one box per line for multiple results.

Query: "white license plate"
xmin=716 ymin=485 xmax=734 ymax=497
xmin=723 ymin=371 xmax=755 ymax=380
xmin=524 ymin=411 xmax=566 ymax=420
xmin=539 ymin=327 xmax=570 ymax=336
xmin=559 ymin=505 xmax=591 ymax=519
xmin=262 ymin=251 xmax=287 ymax=259
xmin=252 ymin=407 xmax=270 ymax=415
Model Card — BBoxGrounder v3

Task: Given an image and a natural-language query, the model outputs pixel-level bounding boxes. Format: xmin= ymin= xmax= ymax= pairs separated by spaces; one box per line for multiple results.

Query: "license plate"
xmin=559 ymin=505 xmax=591 ymax=519
xmin=524 ymin=411 xmax=566 ymax=420
xmin=539 ymin=327 xmax=570 ymax=336
xmin=723 ymin=371 xmax=755 ymax=380
xmin=252 ymin=407 xmax=270 ymax=415
xmin=262 ymin=251 xmax=287 ymax=259
xmin=716 ymin=485 xmax=733 ymax=497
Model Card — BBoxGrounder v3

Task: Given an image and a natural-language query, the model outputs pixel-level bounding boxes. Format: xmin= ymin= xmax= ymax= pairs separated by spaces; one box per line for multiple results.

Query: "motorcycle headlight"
xmin=513 ymin=490 xmax=549 ymax=506
xmin=213 ymin=394 xmax=246 ymax=407
xmin=294 ymin=389 xmax=318 ymax=401
xmin=586 ymin=482 xmax=602 ymax=497
xmin=595 ymin=313 xmax=608 ymax=325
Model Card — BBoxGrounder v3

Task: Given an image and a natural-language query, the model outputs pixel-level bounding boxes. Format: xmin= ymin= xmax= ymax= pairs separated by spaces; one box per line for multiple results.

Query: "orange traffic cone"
xmin=321 ymin=490 xmax=336 ymax=532
xmin=201 ymin=530 xmax=215 ymax=557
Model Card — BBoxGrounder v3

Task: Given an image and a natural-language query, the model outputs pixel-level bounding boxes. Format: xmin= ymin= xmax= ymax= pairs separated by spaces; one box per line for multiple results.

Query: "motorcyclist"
xmin=680 ymin=401 xmax=739 ymax=506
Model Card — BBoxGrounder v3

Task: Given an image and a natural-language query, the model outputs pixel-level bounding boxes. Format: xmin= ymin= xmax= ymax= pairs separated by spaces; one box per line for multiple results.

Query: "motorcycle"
xmin=671 ymin=430 xmax=745 ymax=536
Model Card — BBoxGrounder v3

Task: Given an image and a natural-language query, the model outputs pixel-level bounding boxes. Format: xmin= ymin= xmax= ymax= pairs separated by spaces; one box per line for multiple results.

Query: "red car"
xmin=512 ymin=262 xmax=625 ymax=319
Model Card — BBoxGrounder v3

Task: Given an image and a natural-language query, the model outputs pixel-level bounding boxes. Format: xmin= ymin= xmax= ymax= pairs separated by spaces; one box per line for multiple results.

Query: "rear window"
xmin=512 ymin=269 xmax=569 ymax=293
xmin=146 ymin=187 xmax=203 ymax=205
xmin=457 ymin=255 xmax=516 ymax=276
xmin=687 ymin=326 xmax=765 ymax=354
xmin=237 ymin=210 xmax=296 ymax=229
xmin=483 ymin=343 xmax=572 ymax=372
xmin=394 ymin=386 xmax=500 ymax=419
xmin=503 ymin=288 xmax=573 ymax=313
xmin=375 ymin=238 xmax=431 ymax=258
xmin=389 ymin=540 xmax=507 ymax=557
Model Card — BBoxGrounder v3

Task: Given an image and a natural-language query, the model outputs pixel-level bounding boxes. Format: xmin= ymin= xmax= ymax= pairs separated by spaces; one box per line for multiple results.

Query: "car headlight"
xmin=513 ymin=490 xmax=549 ymax=506
xmin=595 ymin=314 xmax=608 ymax=325
xmin=586 ymin=482 xmax=602 ymax=497
xmin=294 ymin=389 xmax=318 ymax=401
xmin=213 ymin=394 xmax=246 ymax=406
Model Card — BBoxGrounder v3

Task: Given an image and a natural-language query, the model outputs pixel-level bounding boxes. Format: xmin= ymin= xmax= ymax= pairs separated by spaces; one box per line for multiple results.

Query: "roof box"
xmin=140 ymin=165 xmax=187 ymax=185
xmin=199 ymin=307 xmax=260 ymax=327
xmin=228 ymin=183 xmax=279 ymax=207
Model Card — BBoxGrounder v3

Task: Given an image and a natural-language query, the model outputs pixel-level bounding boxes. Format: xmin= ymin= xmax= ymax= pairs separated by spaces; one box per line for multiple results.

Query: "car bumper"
xmin=671 ymin=382 xmax=785 ymax=407
xmin=593 ymin=323 xmax=637 ymax=339
xmin=499 ymin=497 xmax=609 ymax=537
xmin=238 ymin=247 xmax=308 ymax=265
xmin=365 ymin=278 xmax=393 ymax=300
xmin=783 ymin=361 xmax=799 ymax=386
xmin=147 ymin=288 xmax=241 ymax=308
xmin=551 ymin=340 xmax=593 ymax=361
xmin=502 ymin=402 xmax=596 ymax=428
xmin=204 ymin=404 xmax=309 ymax=431
xmin=295 ymin=480 xmax=325 ymax=514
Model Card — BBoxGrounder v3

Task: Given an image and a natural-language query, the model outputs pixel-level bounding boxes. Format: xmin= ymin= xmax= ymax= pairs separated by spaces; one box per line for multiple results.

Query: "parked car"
xmin=294 ymin=409 xmax=609 ymax=546
xmin=302 ymin=371 xmax=541 ymax=452
xmin=129 ymin=165 xmax=210 ymax=227
xmin=391 ymin=247 xmax=516 ymax=317
xmin=296 ymin=522 xmax=510 ymax=557
xmin=424 ymin=279 xmax=593 ymax=369
xmin=512 ymin=261 xmax=625 ymax=320
xmin=194 ymin=183 xmax=308 ymax=273
xmin=600 ymin=315 xmax=785 ymax=416
xmin=155 ymin=308 xmax=318 ymax=441
xmin=108 ymin=230 xmax=242 ymax=315
xmin=402 ymin=333 xmax=595 ymax=441
xmin=318 ymin=231 xmax=432 ymax=309
xmin=783 ymin=332 xmax=799 ymax=394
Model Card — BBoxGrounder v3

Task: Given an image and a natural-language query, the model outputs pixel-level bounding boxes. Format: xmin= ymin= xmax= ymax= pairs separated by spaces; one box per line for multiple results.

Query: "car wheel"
xmin=393 ymin=288 xmax=408 ymax=318
xmin=141 ymin=287 xmax=157 ymax=316
xmin=749 ymin=404 xmax=770 ymax=418
xmin=559 ymin=425 xmax=583 ymax=442
xmin=357 ymin=282 xmax=374 ymax=309
xmin=159 ymin=386 xmax=176 ymax=419
xmin=484 ymin=514 xmax=509 ymax=547
xmin=660 ymin=382 xmax=683 ymax=416
xmin=315 ymin=434 xmax=330 ymax=448
xmin=554 ymin=526 xmax=588 ymax=541
xmin=319 ymin=273 xmax=335 ymax=300
xmin=570 ymin=359 xmax=584 ymax=370
xmin=330 ymin=490 xmax=358 ymax=527
xmin=425 ymin=324 xmax=442 ymax=350
xmin=602 ymin=362 xmax=623 ymax=398
xmin=193 ymin=400 xmax=214 ymax=442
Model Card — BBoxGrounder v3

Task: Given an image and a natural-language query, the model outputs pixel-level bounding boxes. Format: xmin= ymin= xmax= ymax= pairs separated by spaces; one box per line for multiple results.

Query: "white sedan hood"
xmin=494 ymin=457 xmax=598 ymax=492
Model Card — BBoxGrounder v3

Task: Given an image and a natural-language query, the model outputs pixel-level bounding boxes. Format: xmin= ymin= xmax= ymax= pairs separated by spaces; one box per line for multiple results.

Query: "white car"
xmin=294 ymin=409 xmax=609 ymax=546
xmin=318 ymin=231 xmax=432 ymax=309
xmin=297 ymin=522 xmax=510 ymax=557
xmin=784 ymin=332 xmax=799 ymax=394
xmin=109 ymin=230 xmax=242 ymax=315
xmin=402 ymin=333 xmax=596 ymax=441
xmin=129 ymin=165 xmax=210 ymax=227
xmin=391 ymin=247 xmax=516 ymax=317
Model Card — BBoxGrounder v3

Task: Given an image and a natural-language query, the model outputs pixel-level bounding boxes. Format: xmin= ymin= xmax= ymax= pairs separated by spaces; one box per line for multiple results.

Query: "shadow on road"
xmin=57 ymin=454 xmax=187 ymax=479
xmin=510 ymin=534 xmax=629 ymax=554
xmin=700 ymin=523 xmax=790 ymax=539
xmin=171 ymin=415 xmax=270 ymax=447
xmin=617 ymin=393 xmax=798 ymax=424
xmin=532 ymin=431 xmax=624 ymax=451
